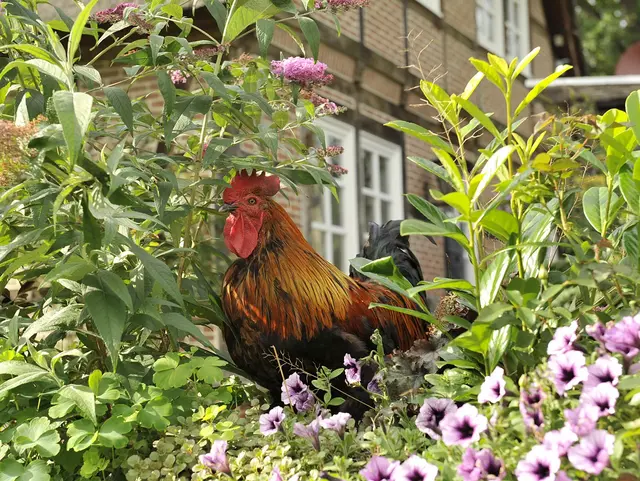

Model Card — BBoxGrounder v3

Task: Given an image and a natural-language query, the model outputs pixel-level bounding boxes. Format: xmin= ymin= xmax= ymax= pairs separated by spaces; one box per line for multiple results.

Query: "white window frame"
xmin=505 ymin=0 xmax=531 ymax=75
xmin=310 ymin=118 xmax=358 ymax=271
xmin=416 ymin=0 xmax=442 ymax=17
xmin=359 ymin=132 xmax=404 ymax=244
xmin=476 ymin=0 xmax=505 ymax=56
xmin=308 ymin=120 xmax=405 ymax=272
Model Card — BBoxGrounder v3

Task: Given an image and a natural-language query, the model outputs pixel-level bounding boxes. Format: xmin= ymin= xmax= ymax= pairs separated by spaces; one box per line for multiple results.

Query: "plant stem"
xmin=88 ymin=29 xmax=137 ymax=66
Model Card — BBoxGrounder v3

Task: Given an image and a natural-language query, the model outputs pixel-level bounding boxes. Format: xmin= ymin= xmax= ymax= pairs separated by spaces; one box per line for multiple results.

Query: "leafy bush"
xmin=2 ymin=0 xmax=640 ymax=480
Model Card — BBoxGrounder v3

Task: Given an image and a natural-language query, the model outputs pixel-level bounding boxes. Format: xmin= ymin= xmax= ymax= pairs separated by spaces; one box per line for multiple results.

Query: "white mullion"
xmin=373 ymin=153 xmax=382 ymax=224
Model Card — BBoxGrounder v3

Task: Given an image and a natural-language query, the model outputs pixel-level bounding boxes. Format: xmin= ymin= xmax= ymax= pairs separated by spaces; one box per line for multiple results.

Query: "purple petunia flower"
xmin=199 ymin=440 xmax=231 ymax=474
xmin=259 ymin=406 xmax=285 ymax=436
xmin=555 ymin=471 xmax=572 ymax=481
xmin=415 ymin=398 xmax=457 ymax=440
xmin=440 ymin=404 xmax=488 ymax=447
xmin=543 ymin=427 xmax=578 ymax=457
xmin=519 ymin=385 xmax=546 ymax=431
xmin=585 ymin=356 xmax=622 ymax=390
xmin=520 ymin=384 xmax=546 ymax=407
xmin=270 ymin=57 xmax=333 ymax=87
xmin=281 ymin=373 xmax=315 ymax=412
xmin=293 ymin=419 xmax=321 ymax=451
xmin=367 ymin=373 xmax=383 ymax=395
xmin=564 ymin=404 xmax=600 ymax=436
xmin=344 ymin=353 xmax=362 ymax=385
xmin=515 ymin=445 xmax=561 ymax=481
xmin=360 ymin=456 xmax=400 ymax=481
xmin=631 ymin=362 xmax=640 ymax=374
xmin=586 ymin=321 xmax=608 ymax=343
xmin=547 ymin=320 xmax=579 ymax=356
xmin=270 ymin=467 xmax=283 ymax=481
xmin=478 ymin=367 xmax=506 ymax=404
xmin=457 ymin=447 xmax=506 ymax=481
xmin=602 ymin=314 xmax=640 ymax=358
xmin=580 ymin=382 xmax=619 ymax=417
xmin=548 ymin=351 xmax=588 ymax=395
xmin=391 ymin=455 xmax=438 ymax=481
xmin=319 ymin=412 xmax=351 ymax=438
xmin=567 ymin=429 xmax=615 ymax=475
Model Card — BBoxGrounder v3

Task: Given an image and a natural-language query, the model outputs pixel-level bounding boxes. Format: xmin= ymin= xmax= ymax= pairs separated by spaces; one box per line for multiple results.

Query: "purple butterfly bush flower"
xmin=199 ymin=440 xmax=231 ymax=474
xmin=391 ymin=455 xmax=438 ymax=481
xmin=319 ymin=412 xmax=351 ymax=438
xmin=602 ymin=314 xmax=640 ymax=358
xmin=270 ymin=57 xmax=334 ymax=87
xmin=457 ymin=447 xmax=506 ymax=481
xmin=315 ymin=0 xmax=371 ymax=10
xmin=415 ymin=398 xmax=457 ymax=440
xmin=548 ymin=351 xmax=588 ymax=395
xmin=564 ymin=404 xmax=600 ymax=436
xmin=344 ymin=353 xmax=362 ymax=385
xmin=515 ymin=445 xmax=561 ymax=481
xmin=360 ymin=456 xmax=400 ymax=481
xmin=281 ymin=373 xmax=315 ymax=412
xmin=585 ymin=355 xmax=622 ymax=390
xmin=567 ymin=429 xmax=615 ymax=475
xmin=170 ymin=69 xmax=189 ymax=85
xmin=440 ymin=403 xmax=488 ymax=447
xmin=259 ymin=406 xmax=285 ymax=436
xmin=293 ymin=419 xmax=321 ymax=451
xmin=547 ymin=320 xmax=579 ymax=356
xmin=580 ymin=382 xmax=619 ymax=416
xmin=478 ymin=367 xmax=506 ymax=404
xmin=543 ymin=427 xmax=578 ymax=457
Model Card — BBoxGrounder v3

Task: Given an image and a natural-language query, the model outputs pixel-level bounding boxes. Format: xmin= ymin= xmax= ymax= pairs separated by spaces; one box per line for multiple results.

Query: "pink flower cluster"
xmin=271 ymin=57 xmax=334 ymax=88
xmin=169 ymin=70 xmax=189 ymax=85
xmin=303 ymin=92 xmax=345 ymax=117
xmin=315 ymin=0 xmax=371 ymax=11
xmin=93 ymin=2 xmax=138 ymax=23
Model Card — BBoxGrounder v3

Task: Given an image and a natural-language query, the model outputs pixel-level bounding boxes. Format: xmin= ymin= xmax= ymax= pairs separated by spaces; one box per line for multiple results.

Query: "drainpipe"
xmin=355 ymin=8 xmax=366 ymax=248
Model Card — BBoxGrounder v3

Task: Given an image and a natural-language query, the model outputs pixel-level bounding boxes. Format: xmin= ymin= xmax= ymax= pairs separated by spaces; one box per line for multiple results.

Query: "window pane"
xmin=381 ymin=200 xmax=391 ymax=222
xmin=331 ymin=189 xmax=342 ymax=226
xmin=362 ymin=150 xmax=374 ymax=188
xmin=332 ymin=234 xmax=344 ymax=270
xmin=364 ymin=195 xmax=375 ymax=223
xmin=310 ymin=228 xmax=324 ymax=254
xmin=309 ymin=186 xmax=324 ymax=223
xmin=380 ymin=155 xmax=390 ymax=193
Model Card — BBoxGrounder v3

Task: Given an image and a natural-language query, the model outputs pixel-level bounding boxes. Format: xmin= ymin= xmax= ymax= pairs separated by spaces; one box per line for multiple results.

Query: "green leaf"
xmin=515 ymin=65 xmax=572 ymax=117
xmin=487 ymin=325 xmax=512 ymax=372
xmin=68 ymin=0 xmax=99 ymax=64
xmin=0 ymin=361 xmax=47 ymax=376
xmin=84 ymin=289 xmax=126 ymax=367
xmin=454 ymin=95 xmax=503 ymax=143
xmin=94 ymin=270 xmax=133 ymax=311
xmin=137 ymin=398 xmax=172 ymax=430
xmin=203 ymin=0 xmax=228 ymax=32
xmin=104 ymin=87 xmax=133 ymax=133
xmin=0 ymin=59 xmax=70 ymax=88
xmin=513 ymin=47 xmax=540 ymax=78
xmin=420 ymin=80 xmax=456 ymax=125
xmin=368 ymin=303 xmax=445 ymax=332
xmin=53 ymin=91 xmax=93 ymax=163
xmin=479 ymin=251 xmax=512 ymax=308
xmin=460 ymin=71 xmax=484 ymax=101
xmin=0 ymin=459 xmax=24 ymax=481
xmin=620 ymin=168 xmax=640 ymax=215
xmin=201 ymin=72 xmax=231 ymax=101
xmin=127 ymin=242 xmax=184 ymax=308
xmin=0 ymin=372 xmax=51 ymax=398
xmin=401 ymin=219 xmax=469 ymax=250
xmin=44 ymin=255 xmax=95 ymax=283
xmin=385 ymin=121 xmax=455 ymax=154
xmin=276 ymin=23 xmax=306 ymax=54
xmin=224 ymin=0 xmax=279 ymax=43
xmin=3 ymin=44 xmax=60 ymax=65
xmin=479 ymin=209 xmax=518 ymax=243
xmin=23 ymin=305 xmax=82 ymax=340
xmin=439 ymin=192 xmax=471 ymax=218
xmin=298 ymin=17 xmax=320 ymax=61
xmin=164 ymin=95 xmax=213 ymax=147
xmin=97 ymin=416 xmax=131 ymax=448
xmin=625 ymin=90 xmax=640 ymax=145
xmin=192 ymin=357 xmax=226 ymax=384
xmin=0 ymin=228 xmax=46 ymax=263
xmin=433 ymin=149 xmax=464 ymax=193
xmin=88 ymin=370 xmax=102 ymax=394
xmin=13 ymin=417 xmax=61 ymax=458
xmin=161 ymin=312 xmax=218 ymax=352
xmin=149 ymin=34 xmax=163 ymax=65
xmin=67 ymin=419 xmax=97 ymax=452
xmin=153 ymin=353 xmax=193 ymax=389
xmin=59 ymin=385 xmax=97 ymax=425
xmin=73 ymin=65 xmax=102 ymax=85
xmin=618 ymin=374 xmax=640 ymax=390
xmin=407 ymin=278 xmax=474 ymax=297
xmin=406 ymin=194 xmax=447 ymax=226
xmin=470 ymin=58 xmax=504 ymax=92
xmin=256 ymin=18 xmax=275 ymax=58
xmin=583 ymin=186 xmax=618 ymax=235
xmin=471 ymin=145 xmax=514 ymax=202
xmin=408 ymin=156 xmax=453 ymax=186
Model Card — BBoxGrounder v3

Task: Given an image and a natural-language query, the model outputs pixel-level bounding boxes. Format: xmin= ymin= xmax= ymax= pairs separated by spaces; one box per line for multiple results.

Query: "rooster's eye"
xmin=247 ymin=197 xmax=257 ymax=205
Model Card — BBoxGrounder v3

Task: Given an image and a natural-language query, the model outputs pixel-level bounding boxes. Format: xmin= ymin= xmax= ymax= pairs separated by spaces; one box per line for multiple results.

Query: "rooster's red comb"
xmin=222 ymin=170 xmax=281 ymax=203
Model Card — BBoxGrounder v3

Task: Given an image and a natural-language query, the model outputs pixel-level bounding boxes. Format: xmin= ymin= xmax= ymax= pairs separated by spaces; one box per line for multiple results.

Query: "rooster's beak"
xmin=219 ymin=202 xmax=237 ymax=213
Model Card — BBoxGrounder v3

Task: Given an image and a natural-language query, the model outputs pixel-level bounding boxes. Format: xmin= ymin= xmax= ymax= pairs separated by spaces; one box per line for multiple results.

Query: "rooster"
xmin=220 ymin=170 xmax=434 ymax=417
